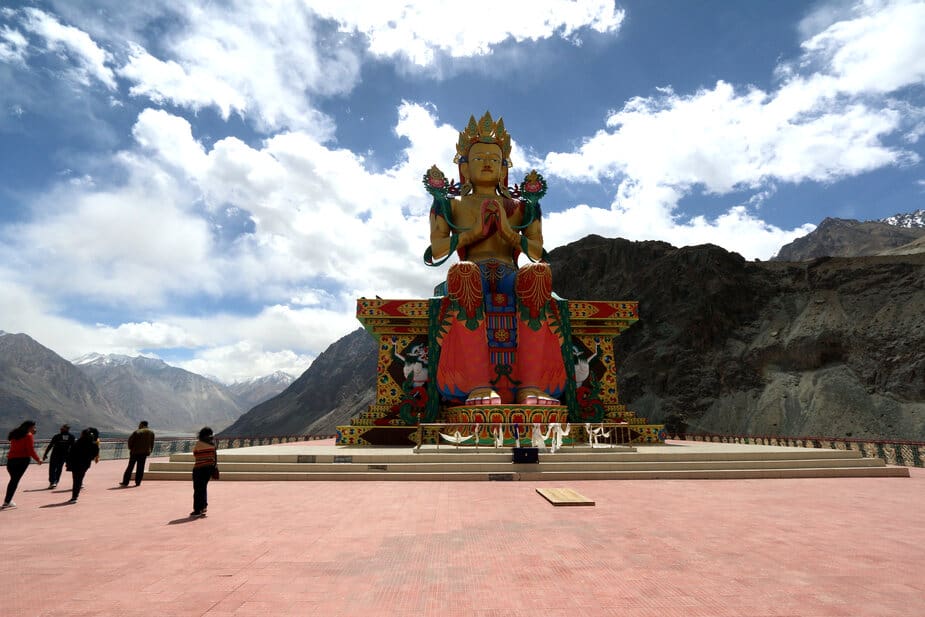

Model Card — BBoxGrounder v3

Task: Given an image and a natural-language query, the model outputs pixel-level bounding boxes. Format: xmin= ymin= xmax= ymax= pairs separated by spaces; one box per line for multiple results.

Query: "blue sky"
xmin=1 ymin=0 xmax=923 ymax=382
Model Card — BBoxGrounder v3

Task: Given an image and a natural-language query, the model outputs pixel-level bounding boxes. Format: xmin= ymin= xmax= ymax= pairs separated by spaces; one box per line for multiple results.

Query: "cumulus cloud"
xmin=310 ymin=0 xmax=625 ymax=65
xmin=177 ymin=343 xmax=312 ymax=385
xmin=113 ymin=1 xmax=359 ymax=135
xmin=0 ymin=24 xmax=28 ymax=63
xmin=16 ymin=1 xmax=624 ymax=132
xmin=0 ymin=162 xmax=217 ymax=306
xmin=797 ymin=0 xmax=925 ymax=94
xmin=17 ymin=7 xmax=116 ymax=89
xmin=0 ymin=100 xmax=449 ymax=379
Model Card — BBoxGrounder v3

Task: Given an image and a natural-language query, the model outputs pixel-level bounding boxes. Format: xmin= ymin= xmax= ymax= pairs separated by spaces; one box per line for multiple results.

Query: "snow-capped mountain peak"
xmin=71 ymin=353 xmax=169 ymax=370
xmin=880 ymin=209 xmax=925 ymax=228
xmin=72 ymin=352 xmax=132 ymax=366
xmin=232 ymin=371 xmax=295 ymax=387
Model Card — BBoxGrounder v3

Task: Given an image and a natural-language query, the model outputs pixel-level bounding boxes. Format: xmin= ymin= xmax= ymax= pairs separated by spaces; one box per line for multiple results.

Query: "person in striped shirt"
xmin=190 ymin=427 xmax=217 ymax=517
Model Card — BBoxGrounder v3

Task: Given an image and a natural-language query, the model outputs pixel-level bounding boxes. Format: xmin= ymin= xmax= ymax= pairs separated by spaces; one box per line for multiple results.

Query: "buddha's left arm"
xmin=520 ymin=218 xmax=545 ymax=262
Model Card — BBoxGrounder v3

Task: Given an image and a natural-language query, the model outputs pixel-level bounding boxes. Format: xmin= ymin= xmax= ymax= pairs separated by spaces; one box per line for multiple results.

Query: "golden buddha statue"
xmin=425 ymin=112 xmax=567 ymax=407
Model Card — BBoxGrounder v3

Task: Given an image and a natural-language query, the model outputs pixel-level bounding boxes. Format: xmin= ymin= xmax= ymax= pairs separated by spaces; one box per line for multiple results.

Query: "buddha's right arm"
xmin=430 ymin=214 xmax=453 ymax=259
xmin=430 ymin=214 xmax=478 ymax=259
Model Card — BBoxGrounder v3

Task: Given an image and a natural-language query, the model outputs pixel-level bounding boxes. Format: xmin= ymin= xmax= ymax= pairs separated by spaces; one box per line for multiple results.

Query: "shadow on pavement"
xmin=167 ymin=515 xmax=205 ymax=525
xmin=40 ymin=501 xmax=75 ymax=508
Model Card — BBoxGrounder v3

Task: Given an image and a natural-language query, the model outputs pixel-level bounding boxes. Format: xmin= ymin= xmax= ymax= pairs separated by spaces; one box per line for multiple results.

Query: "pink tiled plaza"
xmin=3 ymin=439 xmax=923 ymax=617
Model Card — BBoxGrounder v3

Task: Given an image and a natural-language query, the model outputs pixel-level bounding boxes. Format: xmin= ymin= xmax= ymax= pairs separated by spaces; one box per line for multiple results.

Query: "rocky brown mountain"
xmin=551 ymin=236 xmax=924 ymax=440
xmin=0 ymin=332 xmax=134 ymax=434
xmin=244 ymin=234 xmax=924 ymax=442
xmin=772 ymin=216 xmax=925 ymax=261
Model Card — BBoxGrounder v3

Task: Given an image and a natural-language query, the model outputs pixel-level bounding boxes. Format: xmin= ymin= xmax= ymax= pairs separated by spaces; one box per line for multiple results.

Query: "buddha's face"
xmin=465 ymin=142 xmax=504 ymax=186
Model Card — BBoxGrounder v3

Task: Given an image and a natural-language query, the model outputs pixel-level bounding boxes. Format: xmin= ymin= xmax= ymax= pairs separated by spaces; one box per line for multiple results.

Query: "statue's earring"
xmin=460 ymin=181 xmax=473 ymax=196
xmin=497 ymin=182 xmax=511 ymax=199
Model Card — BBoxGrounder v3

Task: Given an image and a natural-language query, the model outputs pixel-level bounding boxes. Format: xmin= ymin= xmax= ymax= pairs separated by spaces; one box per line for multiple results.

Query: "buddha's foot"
xmin=466 ymin=388 xmax=502 ymax=406
xmin=516 ymin=388 xmax=559 ymax=406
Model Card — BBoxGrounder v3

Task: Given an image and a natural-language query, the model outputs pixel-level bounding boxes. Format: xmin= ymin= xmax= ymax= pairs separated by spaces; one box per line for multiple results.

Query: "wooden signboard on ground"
xmin=536 ymin=488 xmax=595 ymax=506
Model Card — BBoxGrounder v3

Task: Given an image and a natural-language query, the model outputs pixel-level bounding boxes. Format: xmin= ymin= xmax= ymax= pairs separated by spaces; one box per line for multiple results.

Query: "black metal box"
xmin=512 ymin=447 xmax=539 ymax=464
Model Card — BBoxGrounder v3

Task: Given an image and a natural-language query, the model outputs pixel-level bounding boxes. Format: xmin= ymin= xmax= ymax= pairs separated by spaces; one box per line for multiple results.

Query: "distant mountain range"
xmin=0 ymin=332 xmax=135 ymax=434
xmin=772 ymin=208 xmax=925 ymax=261
xmin=0 ymin=334 xmax=292 ymax=435
xmin=228 ymin=210 xmax=925 ymax=441
xmin=73 ymin=353 xmax=247 ymax=433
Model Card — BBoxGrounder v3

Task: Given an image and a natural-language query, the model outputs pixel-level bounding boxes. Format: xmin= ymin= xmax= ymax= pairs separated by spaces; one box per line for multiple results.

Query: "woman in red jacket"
xmin=3 ymin=420 xmax=43 ymax=508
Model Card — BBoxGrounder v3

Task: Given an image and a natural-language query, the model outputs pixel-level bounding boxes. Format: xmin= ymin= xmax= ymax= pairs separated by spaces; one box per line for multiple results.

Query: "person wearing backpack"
xmin=43 ymin=424 xmax=75 ymax=489
xmin=66 ymin=428 xmax=100 ymax=504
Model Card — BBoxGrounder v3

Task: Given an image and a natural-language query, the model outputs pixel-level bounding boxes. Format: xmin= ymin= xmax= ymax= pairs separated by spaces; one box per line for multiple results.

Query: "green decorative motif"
xmin=395 ymin=373 xmax=430 ymax=425
xmin=518 ymin=299 xmax=552 ymax=332
xmin=555 ymin=296 xmax=581 ymax=423
xmin=423 ymin=297 xmax=444 ymax=423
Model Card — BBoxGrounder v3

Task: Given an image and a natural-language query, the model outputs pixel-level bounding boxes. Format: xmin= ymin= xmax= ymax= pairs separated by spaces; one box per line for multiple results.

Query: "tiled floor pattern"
xmin=2 ymin=439 xmax=922 ymax=616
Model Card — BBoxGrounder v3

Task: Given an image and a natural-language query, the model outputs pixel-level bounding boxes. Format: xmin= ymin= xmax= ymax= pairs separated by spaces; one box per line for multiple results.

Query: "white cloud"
xmin=0 ymin=101 xmax=545 ymax=378
xmin=547 ymin=80 xmax=909 ymax=190
xmin=109 ymin=0 xmax=622 ymax=130
xmin=115 ymin=1 xmax=358 ymax=135
xmin=0 ymin=153 xmax=217 ymax=307
xmin=177 ymin=343 xmax=312 ymax=385
xmin=119 ymin=44 xmax=249 ymax=123
xmin=799 ymin=0 xmax=925 ymax=95
xmin=20 ymin=7 xmax=116 ymax=89
xmin=7 ymin=1 xmax=625 ymax=134
xmin=289 ymin=289 xmax=334 ymax=307
xmin=98 ymin=321 xmax=198 ymax=350
xmin=131 ymin=108 xmax=209 ymax=179
xmin=0 ymin=25 xmax=28 ymax=63
xmin=310 ymin=0 xmax=625 ymax=65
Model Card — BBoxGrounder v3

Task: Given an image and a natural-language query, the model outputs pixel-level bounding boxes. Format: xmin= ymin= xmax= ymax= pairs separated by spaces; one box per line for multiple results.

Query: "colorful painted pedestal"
xmin=336 ymin=298 xmax=665 ymax=447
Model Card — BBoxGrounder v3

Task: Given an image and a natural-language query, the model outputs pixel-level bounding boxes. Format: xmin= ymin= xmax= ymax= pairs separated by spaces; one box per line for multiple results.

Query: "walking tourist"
xmin=43 ymin=423 xmax=74 ymax=489
xmin=190 ymin=427 xmax=218 ymax=517
xmin=66 ymin=428 xmax=100 ymax=504
xmin=3 ymin=420 xmax=43 ymax=508
xmin=120 ymin=421 xmax=155 ymax=487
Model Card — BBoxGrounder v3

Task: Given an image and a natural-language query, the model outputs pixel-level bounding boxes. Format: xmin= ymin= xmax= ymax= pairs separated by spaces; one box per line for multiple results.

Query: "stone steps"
xmin=144 ymin=444 xmax=910 ymax=481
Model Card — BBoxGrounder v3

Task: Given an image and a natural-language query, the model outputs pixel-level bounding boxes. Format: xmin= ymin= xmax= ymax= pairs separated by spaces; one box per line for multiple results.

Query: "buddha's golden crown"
xmin=454 ymin=111 xmax=512 ymax=165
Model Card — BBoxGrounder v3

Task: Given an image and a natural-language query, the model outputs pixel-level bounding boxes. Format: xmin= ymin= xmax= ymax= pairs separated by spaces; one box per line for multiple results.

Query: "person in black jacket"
xmin=66 ymin=428 xmax=100 ymax=504
xmin=43 ymin=424 xmax=74 ymax=489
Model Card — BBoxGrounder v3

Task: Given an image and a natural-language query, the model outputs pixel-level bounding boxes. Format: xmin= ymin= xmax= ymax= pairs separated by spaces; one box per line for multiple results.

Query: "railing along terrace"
xmin=413 ymin=422 xmax=634 ymax=452
xmin=0 ymin=434 xmax=336 ymax=465
xmin=672 ymin=432 xmax=925 ymax=468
